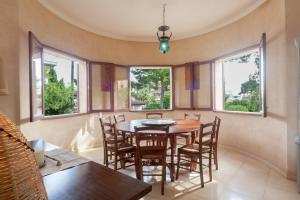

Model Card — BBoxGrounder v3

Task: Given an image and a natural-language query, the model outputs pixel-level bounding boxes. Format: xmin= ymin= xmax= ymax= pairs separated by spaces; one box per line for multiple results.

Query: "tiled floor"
xmin=78 ymin=147 xmax=300 ymax=200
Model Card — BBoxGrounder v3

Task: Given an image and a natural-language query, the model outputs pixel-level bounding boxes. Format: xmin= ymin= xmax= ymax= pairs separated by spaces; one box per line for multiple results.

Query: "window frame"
xmin=212 ymin=33 xmax=267 ymax=116
xmin=173 ymin=62 xmax=214 ymax=111
xmin=88 ymin=61 xmax=115 ymax=113
xmin=192 ymin=61 xmax=214 ymax=111
xmin=173 ymin=63 xmax=193 ymax=110
xmin=129 ymin=65 xmax=173 ymax=112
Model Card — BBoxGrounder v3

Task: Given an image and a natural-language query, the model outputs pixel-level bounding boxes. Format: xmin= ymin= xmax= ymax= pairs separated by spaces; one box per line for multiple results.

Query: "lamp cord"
xmin=163 ymin=4 xmax=166 ymax=26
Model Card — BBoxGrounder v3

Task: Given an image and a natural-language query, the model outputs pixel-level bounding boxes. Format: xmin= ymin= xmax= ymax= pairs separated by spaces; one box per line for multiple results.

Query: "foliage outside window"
xmin=130 ymin=67 xmax=172 ymax=111
xmin=215 ymin=48 xmax=263 ymax=113
xmin=43 ymin=50 xmax=79 ymax=116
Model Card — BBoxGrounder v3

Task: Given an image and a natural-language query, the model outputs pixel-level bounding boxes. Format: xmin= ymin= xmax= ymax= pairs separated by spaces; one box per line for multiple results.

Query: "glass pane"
xmin=91 ymin=63 xmax=113 ymax=110
xmin=43 ymin=50 xmax=79 ymax=116
xmin=174 ymin=65 xmax=191 ymax=108
xmin=114 ymin=66 xmax=128 ymax=110
xmin=223 ymin=48 xmax=262 ymax=112
xmin=130 ymin=67 xmax=171 ymax=111
xmin=30 ymin=37 xmax=43 ymax=120
xmin=193 ymin=63 xmax=211 ymax=109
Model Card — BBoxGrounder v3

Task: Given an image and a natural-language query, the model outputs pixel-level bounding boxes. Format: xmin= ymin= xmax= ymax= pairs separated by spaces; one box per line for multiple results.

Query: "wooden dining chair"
xmin=114 ymin=113 xmax=133 ymax=144
xmin=146 ymin=112 xmax=163 ymax=119
xmin=195 ymin=116 xmax=221 ymax=170
xmin=113 ymin=114 xmax=126 ymax=123
xmin=176 ymin=121 xmax=215 ymax=188
xmin=99 ymin=116 xmax=136 ymax=170
xmin=134 ymin=126 xmax=169 ymax=195
xmin=177 ymin=113 xmax=201 ymax=145
xmin=212 ymin=116 xmax=221 ymax=170
xmin=184 ymin=113 xmax=201 ymax=121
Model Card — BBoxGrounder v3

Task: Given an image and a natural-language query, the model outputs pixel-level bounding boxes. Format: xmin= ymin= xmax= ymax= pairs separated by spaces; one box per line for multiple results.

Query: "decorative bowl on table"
xmin=141 ymin=119 xmax=176 ymax=126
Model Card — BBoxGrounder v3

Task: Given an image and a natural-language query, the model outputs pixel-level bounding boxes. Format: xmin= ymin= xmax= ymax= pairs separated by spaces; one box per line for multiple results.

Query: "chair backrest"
xmin=146 ymin=112 xmax=163 ymax=119
xmin=214 ymin=116 xmax=221 ymax=143
xmin=114 ymin=114 xmax=126 ymax=124
xmin=184 ymin=113 xmax=201 ymax=121
xmin=197 ymin=121 xmax=216 ymax=154
xmin=134 ymin=126 xmax=169 ymax=159
xmin=99 ymin=116 xmax=116 ymax=144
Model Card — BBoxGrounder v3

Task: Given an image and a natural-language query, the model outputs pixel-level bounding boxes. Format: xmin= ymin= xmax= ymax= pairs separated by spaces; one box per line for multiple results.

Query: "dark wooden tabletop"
xmin=30 ymin=140 xmax=152 ymax=200
xmin=116 ymin=119 xmax=201 ymax=134
xmin=43 ymin=161 xmax=151 ymax=200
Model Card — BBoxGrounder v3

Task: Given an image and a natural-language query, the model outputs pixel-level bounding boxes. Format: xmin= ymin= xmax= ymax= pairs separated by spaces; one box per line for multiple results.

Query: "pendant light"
xmin=157 ymin=4 xmax=172 ymax=54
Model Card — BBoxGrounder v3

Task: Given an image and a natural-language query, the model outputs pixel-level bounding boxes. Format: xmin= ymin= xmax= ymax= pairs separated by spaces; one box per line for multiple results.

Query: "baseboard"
xmin=74 ymin=143 xmax=102 ymax=153
xmin=0 ymin=88 xmax=8 ymax=95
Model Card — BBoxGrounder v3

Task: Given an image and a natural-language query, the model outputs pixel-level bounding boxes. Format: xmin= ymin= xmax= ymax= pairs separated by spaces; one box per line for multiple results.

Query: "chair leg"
xmin=120 ymin=154 xmax=125 ymax=169
xmin=104 ymin=147 xmax=107 ymax=165
xmin=199 ymin=157 xmax=204 ymax=188
xmin=209 ymin=152 xmax=212 ymax=182
xmin=176 ymin=152 xmax=181 ymax=180
xmin=134 ymin=152 xmax=140 ymax=179
xmin=214 ymin=146 xmax=218 ymax=170
xmin=139 ymin=164 xmax=143 ymax=182
xmin=105 ymin=150 xmax=109 ymax=167
xmin=161 ymin=159 xmax=166 ymax=195
xmin=114 ymin=153 xmax=118 ymax=170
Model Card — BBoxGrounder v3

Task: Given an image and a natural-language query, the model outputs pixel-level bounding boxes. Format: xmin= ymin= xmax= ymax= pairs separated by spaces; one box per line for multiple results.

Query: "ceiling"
xmin=38 ymin=0 xmax=266 ymax=42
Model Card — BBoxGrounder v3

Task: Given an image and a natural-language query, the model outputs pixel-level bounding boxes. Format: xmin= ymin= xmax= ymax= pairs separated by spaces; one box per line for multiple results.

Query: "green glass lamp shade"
xmin=159 ymin=37 xmax=170 ymax=54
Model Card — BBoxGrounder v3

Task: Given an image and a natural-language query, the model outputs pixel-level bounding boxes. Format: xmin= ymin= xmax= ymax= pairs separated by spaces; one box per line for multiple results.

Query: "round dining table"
xmin=115 ymin=118 xmax=201 ymax=181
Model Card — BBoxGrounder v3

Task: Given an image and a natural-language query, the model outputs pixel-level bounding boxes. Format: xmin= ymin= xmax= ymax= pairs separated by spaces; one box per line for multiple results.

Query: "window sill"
xmin=213 ymin=110 xmax=263 ymax=117
xmin=129 ymin=109 xmax=173 ymax=112
xmin=42 ymin=112 xmax=88 ymax=120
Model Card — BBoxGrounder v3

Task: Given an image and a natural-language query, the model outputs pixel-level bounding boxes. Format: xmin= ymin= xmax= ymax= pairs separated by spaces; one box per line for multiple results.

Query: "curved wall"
xmin=16 ymin=0 xmax=292 ymax=176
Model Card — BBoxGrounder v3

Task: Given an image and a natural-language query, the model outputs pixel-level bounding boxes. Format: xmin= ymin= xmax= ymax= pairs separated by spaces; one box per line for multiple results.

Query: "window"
xmin=173 ymin=62 xmax=213 ymax=110
xmin=130 ymin=66 xmax=172 ymax=111
xmin=43 ymin=49 xmax=84 ymax=116
xmin=89 ymin=62 xmax=114 ymax=112
xmin=29 ymin=32 xmax=88 ymax=120
xmin=214 ymin=34 xmax=266 ymax=115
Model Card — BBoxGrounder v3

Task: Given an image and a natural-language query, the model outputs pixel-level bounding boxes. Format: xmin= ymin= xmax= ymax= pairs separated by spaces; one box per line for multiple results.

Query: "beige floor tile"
xmin=220 ymin=189 xmax=263 ymax=200
xmin=263 ymin=186 xmax=300 ymax=200
xmin=227 ymin=169 xmax=269 ymax=199
xmin=77 ymin=147 xmax=299 ymax=200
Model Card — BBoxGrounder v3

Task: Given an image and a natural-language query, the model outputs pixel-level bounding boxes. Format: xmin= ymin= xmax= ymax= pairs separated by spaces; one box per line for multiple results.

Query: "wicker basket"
xmin=0 ymin=113 xmax=48 ymax=200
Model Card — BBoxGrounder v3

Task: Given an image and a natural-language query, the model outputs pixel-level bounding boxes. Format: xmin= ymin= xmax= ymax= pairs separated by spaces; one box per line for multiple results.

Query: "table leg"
xmin=191 ymin=131 xmax=195 ymax=143
xmin=169 ymin=134 xmax=176 ymax=182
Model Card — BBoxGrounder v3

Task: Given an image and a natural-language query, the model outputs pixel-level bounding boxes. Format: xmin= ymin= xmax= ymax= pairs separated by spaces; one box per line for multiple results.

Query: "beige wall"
xmin=285 ymin=0 xmax=300 ymax=179
xmin=0 ymin=0 xmax=20 ymax=123
xmin=0 ymin=0 xmax=297 ymax=178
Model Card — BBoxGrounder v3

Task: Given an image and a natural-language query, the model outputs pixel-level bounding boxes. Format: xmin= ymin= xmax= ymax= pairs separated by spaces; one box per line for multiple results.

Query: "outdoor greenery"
xmin=130 ymin=68 xmax=171 ymax=110
xmin=224 ymin=52 xmax=262 ymax=112
xmin=44 ymin=64 xmax=77 ymax=116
